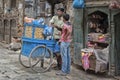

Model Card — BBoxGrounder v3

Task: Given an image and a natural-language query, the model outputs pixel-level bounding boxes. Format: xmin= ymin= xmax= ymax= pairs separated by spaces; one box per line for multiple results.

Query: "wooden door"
xmin=4 ymin=20 xmax=10 ymax=43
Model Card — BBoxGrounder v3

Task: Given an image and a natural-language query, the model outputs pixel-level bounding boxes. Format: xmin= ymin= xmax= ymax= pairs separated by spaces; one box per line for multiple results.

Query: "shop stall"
xmin=73 ymin=1 xmax=120 ymax=76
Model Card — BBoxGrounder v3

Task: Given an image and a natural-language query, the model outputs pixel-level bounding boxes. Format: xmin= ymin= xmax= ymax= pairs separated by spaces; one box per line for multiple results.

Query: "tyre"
xmin=29 ymin=45 xmax=53 ymax=73
xmin=19 ymin=51 xmax=30 ymax=68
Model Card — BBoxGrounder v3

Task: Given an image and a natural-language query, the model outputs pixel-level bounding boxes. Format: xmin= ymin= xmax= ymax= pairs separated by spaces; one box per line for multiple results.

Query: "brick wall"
xmin=0 ymin=0 xmax=24 ymax=43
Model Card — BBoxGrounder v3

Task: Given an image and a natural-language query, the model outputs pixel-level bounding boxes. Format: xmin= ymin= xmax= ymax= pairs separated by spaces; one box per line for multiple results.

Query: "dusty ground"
xmin=0 ymin=42 xmax=118 ymax=80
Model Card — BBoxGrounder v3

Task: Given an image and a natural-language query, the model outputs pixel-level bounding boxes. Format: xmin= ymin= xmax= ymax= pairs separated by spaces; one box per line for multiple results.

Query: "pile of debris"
xmin=7 ymin=37 xmax=21 ymax=51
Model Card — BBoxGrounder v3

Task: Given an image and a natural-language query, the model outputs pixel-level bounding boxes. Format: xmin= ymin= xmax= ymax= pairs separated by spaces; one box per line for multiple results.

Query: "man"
xmin=50 ymin=8 xmax=64 ymax=69
xmin=56 ymin=13 xmax=72 ymax=76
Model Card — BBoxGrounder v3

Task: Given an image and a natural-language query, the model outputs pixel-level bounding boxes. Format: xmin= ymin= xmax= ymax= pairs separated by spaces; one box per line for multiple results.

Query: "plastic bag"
xmin=82 ymin=54 xmax=89 ymax=71
xmin=32 ymin=18 xmax=45 ymax=27
xmin=73 ymin=0 xmax=85 ymax=9
xmin=43 ymin=25 xmax=53 ymax=37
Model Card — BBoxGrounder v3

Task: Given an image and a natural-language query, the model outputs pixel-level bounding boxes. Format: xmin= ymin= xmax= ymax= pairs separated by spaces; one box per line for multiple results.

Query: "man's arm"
xmin=52 ymin=24 xmax=62 ymax=31
xmin=49 ymin=16 xmax=63 ymax=31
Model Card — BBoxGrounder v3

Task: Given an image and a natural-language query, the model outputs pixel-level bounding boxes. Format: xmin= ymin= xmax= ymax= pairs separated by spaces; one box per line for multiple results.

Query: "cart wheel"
xmin=29 ymin=45 xmax=53 ymax=73
xmin=19 ymin=52 xmax=30 ymax=68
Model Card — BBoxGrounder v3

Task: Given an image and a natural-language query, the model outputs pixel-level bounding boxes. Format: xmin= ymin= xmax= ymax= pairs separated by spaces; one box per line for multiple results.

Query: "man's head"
xmin=63 ymin=13 xmax=70 ymax=22
xmin=57 ymin=8 xmax=64 ymax=17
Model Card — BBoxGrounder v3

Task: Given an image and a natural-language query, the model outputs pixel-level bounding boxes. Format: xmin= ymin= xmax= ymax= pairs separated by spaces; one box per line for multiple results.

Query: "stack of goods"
xmin=88 ymin=33 xmax=101 ymax=41
xmin=88 ymin=33 xmax=109 ymax=43
xmin=34 ymin=28 xmax=44 ymax=39
xmin=98 ymin=34 xmax=106 ymax=42
xmin=88 ymin=34 xmax=109 ymax=49
xmin=25 ymin=26 xmax=32 ymax=38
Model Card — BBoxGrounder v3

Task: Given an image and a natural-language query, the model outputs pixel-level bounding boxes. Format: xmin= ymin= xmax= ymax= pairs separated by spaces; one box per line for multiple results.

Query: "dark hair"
xmin=57 ymin=8 xmax=64 ymax=12
xmin=63 ymin=14 xmax=70 ymax=21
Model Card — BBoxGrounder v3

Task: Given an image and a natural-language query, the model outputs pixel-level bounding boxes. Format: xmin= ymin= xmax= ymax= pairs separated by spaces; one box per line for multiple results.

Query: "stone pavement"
xmin=0 ymin=43 xmax=118 ymax=80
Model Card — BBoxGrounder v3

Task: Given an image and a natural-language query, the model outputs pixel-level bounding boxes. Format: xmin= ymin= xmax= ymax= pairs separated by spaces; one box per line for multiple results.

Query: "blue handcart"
xmin=19 ymin=22 xmax=59 ymax=73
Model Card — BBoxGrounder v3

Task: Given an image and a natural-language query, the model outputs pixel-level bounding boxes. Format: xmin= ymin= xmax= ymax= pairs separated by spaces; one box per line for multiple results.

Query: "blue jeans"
xmin=60 ymin=42 xmax=71 ymax=73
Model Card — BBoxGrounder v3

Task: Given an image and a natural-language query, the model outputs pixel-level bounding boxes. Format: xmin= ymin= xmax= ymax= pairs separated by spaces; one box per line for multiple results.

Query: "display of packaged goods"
xmin=98 ymin=34 xmax=105 ymax=42
xmin=25 ymin=26 xmax=32 ymax=38
xmin=34 ymin=28 xmax=44 ymax=39
xmin=25 ymin=26 xmax=44 ymax=39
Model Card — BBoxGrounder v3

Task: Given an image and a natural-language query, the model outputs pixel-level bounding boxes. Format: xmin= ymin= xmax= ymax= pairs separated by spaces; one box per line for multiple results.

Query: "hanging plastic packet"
xmin=32 ymin=18 xmax=45 ymax=28
xmin=73 ymin=0 xmax=85 ymax=9
xmin=43 ymin=25 xmax=54 ymax=40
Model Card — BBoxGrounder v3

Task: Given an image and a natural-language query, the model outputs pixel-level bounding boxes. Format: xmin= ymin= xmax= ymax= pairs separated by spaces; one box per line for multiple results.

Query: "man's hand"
xmin=50 ymin=23 xmax=57 ymax=28
xmin=51 ymin=23 xmax=62 ymax=31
